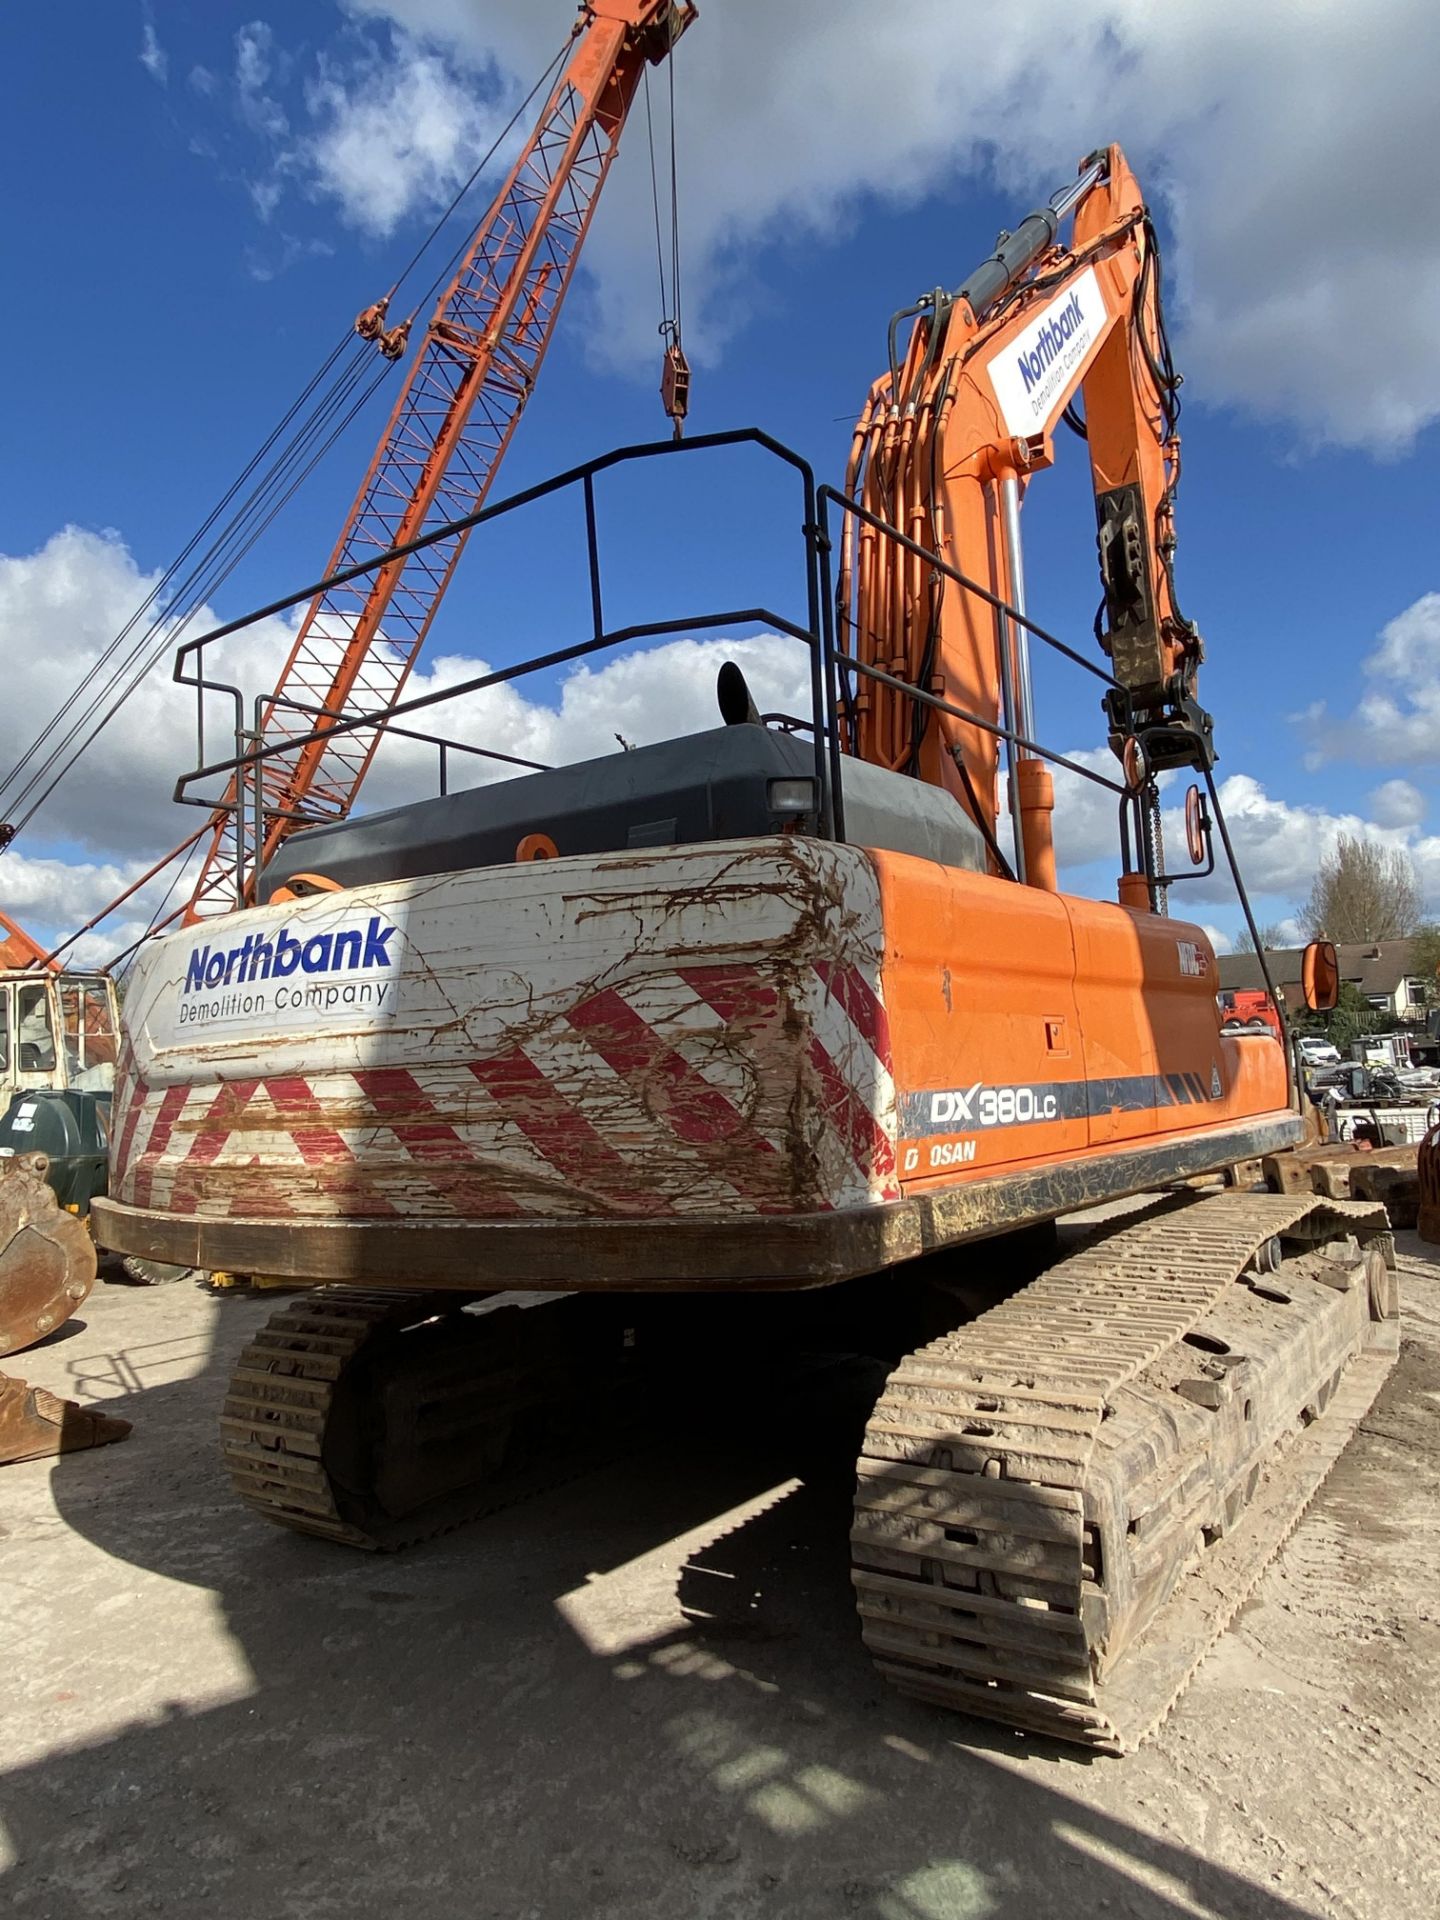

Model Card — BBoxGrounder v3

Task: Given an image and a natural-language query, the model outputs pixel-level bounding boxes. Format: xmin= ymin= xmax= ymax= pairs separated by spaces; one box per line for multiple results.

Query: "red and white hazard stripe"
xmin=115 ymin=958 xmax=898 ymax=1222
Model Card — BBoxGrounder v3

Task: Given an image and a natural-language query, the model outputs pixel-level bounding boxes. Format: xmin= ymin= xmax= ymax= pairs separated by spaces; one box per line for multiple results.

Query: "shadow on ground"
xmin=2 ymin=1286 xmax=1343 ymax=1920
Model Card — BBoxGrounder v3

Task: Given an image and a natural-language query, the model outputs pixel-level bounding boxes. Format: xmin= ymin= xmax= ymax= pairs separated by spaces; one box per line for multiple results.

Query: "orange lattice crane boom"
xmin=183 ymin=0 xmax=695 ymax=922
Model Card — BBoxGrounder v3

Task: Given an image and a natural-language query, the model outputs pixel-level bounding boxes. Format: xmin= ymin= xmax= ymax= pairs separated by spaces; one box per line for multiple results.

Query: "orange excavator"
xmin=91 ymin=144 xmax=1395 ymax=1752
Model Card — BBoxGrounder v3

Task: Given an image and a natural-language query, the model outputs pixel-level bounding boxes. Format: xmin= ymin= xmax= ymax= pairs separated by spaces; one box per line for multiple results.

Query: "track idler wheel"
xmin=0 ymin=1151 xmax=96 ymax=1357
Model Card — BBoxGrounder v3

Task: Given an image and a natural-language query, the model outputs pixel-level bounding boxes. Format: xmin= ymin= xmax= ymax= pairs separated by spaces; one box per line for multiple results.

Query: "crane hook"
xmin=660 ymin=337 xmax=690 ymax=442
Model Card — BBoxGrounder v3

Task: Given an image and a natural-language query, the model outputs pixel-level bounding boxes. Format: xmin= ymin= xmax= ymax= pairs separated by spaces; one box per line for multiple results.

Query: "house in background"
xmin=1219 ymin=939 xmax=1433 ymax=1023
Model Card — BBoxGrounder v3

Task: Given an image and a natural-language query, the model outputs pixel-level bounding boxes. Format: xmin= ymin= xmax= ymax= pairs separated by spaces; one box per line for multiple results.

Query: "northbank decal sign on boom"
xmin=171 ymin=913 xmax=402 ymax=1031
xmin=988 ymin=266 xmax=1105 ymax=440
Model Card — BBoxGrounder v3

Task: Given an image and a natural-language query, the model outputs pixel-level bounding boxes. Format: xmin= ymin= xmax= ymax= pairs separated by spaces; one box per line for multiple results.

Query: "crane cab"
xmin=0 ymin=971 xmax=121 ymax=1105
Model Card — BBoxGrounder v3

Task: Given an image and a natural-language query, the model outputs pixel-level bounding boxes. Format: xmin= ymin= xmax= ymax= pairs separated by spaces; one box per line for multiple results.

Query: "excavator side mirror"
xmin=1301 ymin=940 xmax=1340 ymax=1012
xmin=1183 ymin=785 xmax=1209 ymax=866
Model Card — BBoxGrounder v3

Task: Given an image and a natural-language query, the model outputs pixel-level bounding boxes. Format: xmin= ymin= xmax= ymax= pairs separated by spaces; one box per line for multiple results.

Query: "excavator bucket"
xmin=0 ymin=1152 xmax=130 ymax=1464
xmin=0 ymin=1150 xmax=96 ymax=1357
xmin=0 ymin=1372 xmax=131 ymax=1464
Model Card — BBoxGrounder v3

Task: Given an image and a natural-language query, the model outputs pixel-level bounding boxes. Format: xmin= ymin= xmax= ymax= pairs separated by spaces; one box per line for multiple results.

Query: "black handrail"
xmin=816 ymin=485 xmax=1126 ymax=693
xmin=173 ymin=428 xmax=831 ymax=849
xmin=834 ymin=652 xmax=1128 ymax=797
xmin=175 ymin=605 xmax=820 ymax=802
xmin=172 ymin=428 xmax=817 ymax=668
xmin=169 ymin=424 xmax=1237 ymax=931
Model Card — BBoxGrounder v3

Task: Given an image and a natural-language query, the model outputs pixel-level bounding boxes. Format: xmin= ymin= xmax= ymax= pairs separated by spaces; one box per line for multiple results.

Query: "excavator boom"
xmin=841 ymin=146 xmax=1207 ymax=889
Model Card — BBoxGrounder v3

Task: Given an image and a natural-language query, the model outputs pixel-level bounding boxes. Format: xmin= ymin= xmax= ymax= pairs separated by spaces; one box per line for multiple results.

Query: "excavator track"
xmin=852 ymin=1190 xmax=1399 ymax=1752
xmin=222 ymin=1288 xmax=637 ymax=1550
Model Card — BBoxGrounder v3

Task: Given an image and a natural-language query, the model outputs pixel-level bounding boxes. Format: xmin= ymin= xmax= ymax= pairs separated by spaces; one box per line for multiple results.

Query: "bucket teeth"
xmin=0 ymin=1372 xmax=131 ymax=1465
xmin=853 ymin=1191 xmax=1398 ymax=1752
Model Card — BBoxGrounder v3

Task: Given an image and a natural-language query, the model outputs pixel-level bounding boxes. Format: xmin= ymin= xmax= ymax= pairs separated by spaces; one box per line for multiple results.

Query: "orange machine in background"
xmin=0 ymin=909 xmax=54 ymax=971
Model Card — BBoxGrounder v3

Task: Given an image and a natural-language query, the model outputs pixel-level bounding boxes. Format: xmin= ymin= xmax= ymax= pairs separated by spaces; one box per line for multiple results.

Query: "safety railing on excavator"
xmin=813 ymin=481 xmax=1135 ymax=876
xmin=166 ymin=427 xmax=1288 ymax=1046
xmin=171 ymin=429 xmax=831 ymax=910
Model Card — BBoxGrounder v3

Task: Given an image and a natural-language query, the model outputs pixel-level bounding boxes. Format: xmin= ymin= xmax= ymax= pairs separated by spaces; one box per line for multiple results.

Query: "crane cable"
xmin=391 ymin=35 xmax=574 ymax=326
xmin=644 ymin=18 xmax=687 ymax=435
xmin=0 ymin=331 xmax=352 ymax=806
xmin=0 ymin=30 xmax=576 ymax=860
xmin=643 ymin=68 xmax=670 ymax=331
xmin=667 ymin=21 xmax=683 ymax=352
xmin=0 ymin=350 xmax=387 ymax=848
xmin=0 ymin=337 xmax=369 ymax=828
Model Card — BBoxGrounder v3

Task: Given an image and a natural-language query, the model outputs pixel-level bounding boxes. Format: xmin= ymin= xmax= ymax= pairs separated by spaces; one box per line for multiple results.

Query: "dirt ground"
xmin=3 ymin=1228 xmax=1437 ymax=1920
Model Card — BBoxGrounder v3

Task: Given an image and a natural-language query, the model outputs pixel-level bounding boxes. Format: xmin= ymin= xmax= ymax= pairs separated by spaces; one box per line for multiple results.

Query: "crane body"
xmin=183 ymin=0 xmax=695 ymax=922
xmin=92 ymin=148 xmax=1396 ymax=1751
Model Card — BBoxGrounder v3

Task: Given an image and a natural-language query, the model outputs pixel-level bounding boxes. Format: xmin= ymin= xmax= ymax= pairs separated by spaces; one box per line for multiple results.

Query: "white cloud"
xmin=304 ymin=34 xmax=512 ymax=238
xmin=1157 ymin=772 xmax=1440 ymax=919
xmin=1311 ymin=593 xmax=1440 ymax=766
xmin=1048 ymin=751 xmax=1440 ymax=931
xmin=248 ymin=176 xmax=283 ymax=223
xmin=139 ymin=19 xmax=167 ymax=86
xmin=4 ymin=520 xmax=1433 ymax=965
xmin=1369 ymin=777 xmax=1426 ymax=830
xmin=0 ymin=522 xmax=811 ymax=951
xmin=236 ymin=21 xmax=289 ymax=139
xmin=0 ymin=526 xmax=299 ymax=868
xmin=1047 ymin=747 xmax=1127 ymax=872
xmin=0 ymin=850 xmax=176 ymax=969
xmin=1183 ymin=774 xmax=1332 ymax=901
xmin=359 ymin=632 xmax=814 ymax=813
xmin=308 ymin=0 xmax=1440 ymax=454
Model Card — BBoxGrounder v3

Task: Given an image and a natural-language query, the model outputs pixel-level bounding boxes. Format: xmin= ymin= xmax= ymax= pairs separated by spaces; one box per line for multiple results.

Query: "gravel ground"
xmin=2 ymin=1231 xmax=1436 ymax=1920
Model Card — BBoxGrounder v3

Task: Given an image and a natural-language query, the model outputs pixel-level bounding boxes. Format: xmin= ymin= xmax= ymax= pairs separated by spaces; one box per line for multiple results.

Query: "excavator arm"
xmin=840 ymin=144 xmax=1208 ymax=889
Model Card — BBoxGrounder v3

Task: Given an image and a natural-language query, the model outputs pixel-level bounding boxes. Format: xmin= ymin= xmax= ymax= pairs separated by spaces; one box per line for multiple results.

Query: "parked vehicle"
xmin=1298 ymin=1036 xmax=1341 ymax=1067
xmin=1218 ymin=987 xmax=1282 ymax=1040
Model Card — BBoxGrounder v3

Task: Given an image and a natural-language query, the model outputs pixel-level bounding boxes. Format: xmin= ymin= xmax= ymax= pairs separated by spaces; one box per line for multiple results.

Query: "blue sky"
xmin=2 ymin=0 xmax=1437 ymax=962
